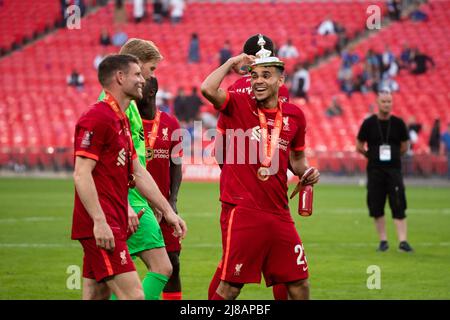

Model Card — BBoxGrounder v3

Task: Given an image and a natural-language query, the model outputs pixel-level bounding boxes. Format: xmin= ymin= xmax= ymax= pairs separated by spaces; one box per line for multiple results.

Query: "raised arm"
xmin=201 ymin=53 xmax=255 ymax=109
xmin=73 ymin=156 xmax=115 ymax=251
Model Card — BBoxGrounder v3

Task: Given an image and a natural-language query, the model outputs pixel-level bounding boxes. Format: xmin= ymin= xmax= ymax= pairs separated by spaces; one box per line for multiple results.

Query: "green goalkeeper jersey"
xmin=98 ymin=91 xmax=149 ymax=207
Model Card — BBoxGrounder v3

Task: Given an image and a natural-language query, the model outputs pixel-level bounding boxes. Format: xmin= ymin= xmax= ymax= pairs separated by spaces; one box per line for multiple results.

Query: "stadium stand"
xmin=0 ymin=0 xmax=448 ymax=177
xmin=0 ymin=0 xmax=62 ymax=54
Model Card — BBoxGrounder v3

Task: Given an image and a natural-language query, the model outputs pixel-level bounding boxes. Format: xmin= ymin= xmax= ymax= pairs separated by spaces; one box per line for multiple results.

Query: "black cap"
xmin=243 ymin=34 xmax=274 ymax=56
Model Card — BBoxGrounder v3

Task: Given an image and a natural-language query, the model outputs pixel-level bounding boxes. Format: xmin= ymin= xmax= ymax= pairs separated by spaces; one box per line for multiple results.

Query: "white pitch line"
xmin=0 ymin=243 xmax=78 ymax=248
xmin=0 ymin=217 xmax=63 ymax=223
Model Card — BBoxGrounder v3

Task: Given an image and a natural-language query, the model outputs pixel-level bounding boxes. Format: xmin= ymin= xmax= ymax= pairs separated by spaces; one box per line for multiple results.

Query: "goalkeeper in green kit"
xmin=98 ymin=39 xmax=186 ymax=300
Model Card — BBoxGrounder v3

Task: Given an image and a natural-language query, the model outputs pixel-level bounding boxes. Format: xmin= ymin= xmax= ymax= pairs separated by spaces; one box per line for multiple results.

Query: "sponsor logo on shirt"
xmin=151 ymin=148 xmax=170 ymax=160
xmin=117 ymin=148 xmax=126 ymax=166
xmin=81 ymin=131 xmax=93 ymax=148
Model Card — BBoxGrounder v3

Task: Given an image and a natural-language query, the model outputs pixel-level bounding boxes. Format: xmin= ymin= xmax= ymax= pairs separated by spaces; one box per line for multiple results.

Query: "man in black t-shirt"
xmin=356 ymin=90 xmax=414 ymax=253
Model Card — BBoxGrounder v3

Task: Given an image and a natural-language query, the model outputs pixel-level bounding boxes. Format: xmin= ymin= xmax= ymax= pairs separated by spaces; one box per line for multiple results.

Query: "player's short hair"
xmin=119 ymin=38 xmax=163 ymax=63
xmin=243 ymin=34 xmax=274 ymax=56
xmin=98 ymin=54 xmax=140 ymax=87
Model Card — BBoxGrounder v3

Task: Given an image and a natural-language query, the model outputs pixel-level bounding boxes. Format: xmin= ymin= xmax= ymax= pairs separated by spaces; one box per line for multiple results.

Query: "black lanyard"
xmin=377 ymin=117 xmax=391 ymax=144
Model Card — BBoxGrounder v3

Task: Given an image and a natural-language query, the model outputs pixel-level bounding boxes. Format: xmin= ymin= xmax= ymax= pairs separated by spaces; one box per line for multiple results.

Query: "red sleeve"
xmin=291 ymin=109 xmax=306 ymax=151
xmin=218 ymin=90 xmax=231 ymax=112
xmin=74 ymin=113 xmax=110 ymax=161
xmin=169 ymin=115 xmax=183 ymax=159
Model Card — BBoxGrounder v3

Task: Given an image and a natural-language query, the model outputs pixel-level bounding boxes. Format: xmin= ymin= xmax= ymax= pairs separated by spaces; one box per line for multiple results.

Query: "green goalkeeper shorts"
xmin=127 ymin=204 xmax=165 ymax=256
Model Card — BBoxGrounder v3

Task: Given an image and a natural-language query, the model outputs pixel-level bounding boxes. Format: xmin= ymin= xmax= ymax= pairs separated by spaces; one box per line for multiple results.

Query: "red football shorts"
xmin=219 ymin=203 xmax=309 ymax=286
xmin=80 ymin=237 xmax=136 ymax=282
xmin=160 ymin=219 xmax=182 ymax=252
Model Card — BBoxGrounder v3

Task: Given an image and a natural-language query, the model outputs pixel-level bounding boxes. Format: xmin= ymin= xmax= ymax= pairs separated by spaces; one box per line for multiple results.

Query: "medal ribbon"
xmin=146 ymin=110 xmax=161 ymax=150
xmin=257 ymin=102 xmax=282 ymax=168
xmin=102 ymin=92 xmax=135 ymax=185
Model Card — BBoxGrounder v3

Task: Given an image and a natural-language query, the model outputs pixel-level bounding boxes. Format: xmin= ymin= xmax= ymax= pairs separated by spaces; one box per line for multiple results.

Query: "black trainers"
xmin=398 ymin=241 xmax=414 ymax=253
xmin=377 ymin=240 xmax=389 ymax=252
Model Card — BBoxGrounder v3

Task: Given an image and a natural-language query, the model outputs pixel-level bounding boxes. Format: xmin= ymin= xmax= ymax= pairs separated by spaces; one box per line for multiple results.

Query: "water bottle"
xmin=298 ymin=185 xmax=313 ymax=216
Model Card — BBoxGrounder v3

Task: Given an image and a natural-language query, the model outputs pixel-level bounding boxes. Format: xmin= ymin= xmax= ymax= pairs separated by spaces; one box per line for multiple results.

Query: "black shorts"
xmin=367 ymin=167 xmax=407 ymax=219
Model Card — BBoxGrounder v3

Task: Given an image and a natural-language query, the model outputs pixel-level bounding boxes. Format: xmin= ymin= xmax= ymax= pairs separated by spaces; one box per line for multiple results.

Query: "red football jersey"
xmin=72 ymin=101 xmax=136 ymax=241
xmin=143 ymin=111 xmax=183 ymax=199
xmin=218 ymin=91 xmax=306 ymax=216
xmin=215 ymin=76 xmax=291 ymax=165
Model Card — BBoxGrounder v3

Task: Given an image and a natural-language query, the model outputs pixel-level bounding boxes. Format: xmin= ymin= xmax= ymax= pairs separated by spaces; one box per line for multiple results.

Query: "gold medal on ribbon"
xmin=257 ymin=167 xmax=270 ymax=181
xmin=256 ymin=102 xmax=283 ymax=182
xmin=144 ymin=110 xmax=161 ymax=164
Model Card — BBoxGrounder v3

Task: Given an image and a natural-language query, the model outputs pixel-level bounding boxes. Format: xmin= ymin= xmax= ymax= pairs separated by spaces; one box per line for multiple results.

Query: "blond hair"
xmin=119 ymin=38 xmax=163 ymax=63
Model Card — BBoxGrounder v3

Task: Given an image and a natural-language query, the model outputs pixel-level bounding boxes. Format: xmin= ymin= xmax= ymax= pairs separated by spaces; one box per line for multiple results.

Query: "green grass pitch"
xmin=0 ymin=178 xmax=449 ymax=299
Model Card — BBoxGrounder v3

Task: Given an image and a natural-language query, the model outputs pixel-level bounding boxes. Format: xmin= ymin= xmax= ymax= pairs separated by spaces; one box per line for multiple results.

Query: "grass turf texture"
xmin=0 ymin=178 xmax=449 ymax=299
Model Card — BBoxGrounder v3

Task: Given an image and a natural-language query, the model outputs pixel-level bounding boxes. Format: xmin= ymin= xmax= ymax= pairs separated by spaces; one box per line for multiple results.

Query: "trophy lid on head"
xmin=250 ymin=34 xmax=284 ymax=70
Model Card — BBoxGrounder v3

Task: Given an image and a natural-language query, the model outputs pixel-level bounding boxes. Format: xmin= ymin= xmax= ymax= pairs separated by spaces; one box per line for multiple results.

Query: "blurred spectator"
xmin=278 ymin=39 xmax=299 ymax=59
xmin=325 ymin=96 xmax=343 ymax=117
xmin=174 ymin=87 xmax=190 ymax=123
xmin=93 ymin=49 xmax=107 ymax=70
xmin=407 ymin=116 xmax=422 ymax=154
xmin=381 ymin=45 xmax=396 ymax=77
xmin=74 ymin=0 xmax=86 ymax=17
xmin=290 ymin=63 xmax=310 ymax=101
xmin=114 ymin=0 xmax=127 ymax=24
xmin=99 ymin=28 xmax=111 ymax=46
xmin=429 ymin=119 xmax=441 ymax=155
xmin=133 ymin=0 xmax=145 ymax=23
xmin=410 ymin=49 xmax=435 ymax=74
xmin=153 ymin=0 xmax=164 ymax=23
xmin=67 ymin=69 xmax=84 ymax=89
xmin=162 ymin=0 xmax=171 ymax=20
xmin=170 ymin=0 xmax=185 ymax=24
xmin=387 ymin=0 xmax=402 ymax=21
xmin=156 ymin=86 xmax=173 ymax=110
xmin=112 ymin=27 xmax=128 ymax=47
xmin=409 ymin=3 xmax=429 ymax=22
xmin=159 ymin=97 xmax=171 ymax=114
xmin=186 ymin=87 xmax=202 ymax=122
xmin=342 ymin=49 xmax=359 ymax=69
xmin=338 ymin=66 xmax=354 ymax=96
xmin=334 ymin=22 xmax=348 ymax=54
xmin=399 ymin=43 xmax=413 ymax=69
xmin=441 ymin=123 xmax=450 ymax=179
xmin=317 ymin=16 xmax=336 ymax=35
xmin=188 ymin=33 xmax=200 ymax=63
xmin=218 ymin=40 xmax=233 ymax=66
